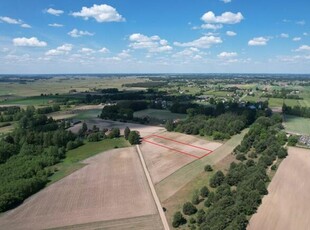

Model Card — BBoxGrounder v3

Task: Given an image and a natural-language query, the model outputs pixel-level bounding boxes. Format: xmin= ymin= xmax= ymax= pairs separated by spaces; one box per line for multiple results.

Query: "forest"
xmin=166 ymin=102 xmax=267 ymax=140
xmin=0 ymin=106 xmax=82 ymax=212
xmin=172 ymin=115 xmax=288 ymax=230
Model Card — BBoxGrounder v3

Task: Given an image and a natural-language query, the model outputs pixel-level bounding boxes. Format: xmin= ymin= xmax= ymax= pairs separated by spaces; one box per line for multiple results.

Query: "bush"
xmin=271 ymin=165 xmax=277 ymax=170
xmin=191 ymin=192 xmax=200 ymax=205
xmin=183 ymin=202 xmax=197 ymax=215
xmin=204 ymin=164 xmax=213 ymax=172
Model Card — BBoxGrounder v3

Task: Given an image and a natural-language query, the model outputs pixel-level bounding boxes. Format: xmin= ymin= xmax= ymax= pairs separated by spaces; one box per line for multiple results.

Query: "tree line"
xmin=172 ymin=114 xmax=288 ymax=229
xmin=282 ymin=103 xmax=310 ymax=118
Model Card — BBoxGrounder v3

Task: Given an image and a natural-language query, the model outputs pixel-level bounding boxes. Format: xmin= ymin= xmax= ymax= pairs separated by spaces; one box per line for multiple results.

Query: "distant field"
xmin=134 ymin=109 xmax=186 ymax=121
xmin=248 ymin=147 xmax=310 ymax=230
xmin=0 ymin=147 xmax=162 ymax=230
xmin=284 ymin=115 xmax=310 ymax=135
xmin=48 ymin=138 xmax=130 ymax=185
xmin=0 ymin=77 xmax=147 ymax=97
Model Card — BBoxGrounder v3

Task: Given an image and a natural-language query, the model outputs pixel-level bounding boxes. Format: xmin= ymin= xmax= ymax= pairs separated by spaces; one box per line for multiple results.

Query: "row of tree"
xmin=282 ymin=103 xmax=310 ymax=118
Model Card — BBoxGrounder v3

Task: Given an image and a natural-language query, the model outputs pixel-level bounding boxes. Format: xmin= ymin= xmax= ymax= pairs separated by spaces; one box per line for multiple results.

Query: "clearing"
xmin=69 ymin=118 xmax=165 ymax=137
xmin=248 ymin=147 xmax=310 ymax=230
xmin=283 ymin=115 xmax=310 ymax=135
xmin=0 ymin=147 xmax=163 ymax=230
xmin=141 ymin=132 xmax=222 ymax=184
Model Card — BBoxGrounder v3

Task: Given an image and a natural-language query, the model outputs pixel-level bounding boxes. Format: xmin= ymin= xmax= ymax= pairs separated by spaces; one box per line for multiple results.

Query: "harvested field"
xmin=155 ymin=129 xmax=248 ymax=201
xmin=69 ymin=118 xmax=165 ymax=137
xmin=141 ymin=132 xmax=222 ymax=184
xmin=0 ymin=147 xmax=163 ymax=230
xmin=248 ymin=147 xmax=310 ymax=230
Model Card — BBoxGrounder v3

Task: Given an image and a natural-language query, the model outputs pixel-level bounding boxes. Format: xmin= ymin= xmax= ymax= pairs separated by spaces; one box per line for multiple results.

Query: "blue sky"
xmin=0 ymin=0 xmax=310 ymax=74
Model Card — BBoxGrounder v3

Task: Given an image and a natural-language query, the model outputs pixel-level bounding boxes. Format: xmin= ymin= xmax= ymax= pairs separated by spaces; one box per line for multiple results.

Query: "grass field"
xmin=284 ymin=115 xmax=310 ymax=135
xmin=134 ymin=109 xmax=186 ymax=121
xmin=48 ymin=138 xmax=130 ymax=185
xmin=74 ymin=109 xmax=102 ymax=120
xmin=155 ymin=128 xmax=248 ymax=202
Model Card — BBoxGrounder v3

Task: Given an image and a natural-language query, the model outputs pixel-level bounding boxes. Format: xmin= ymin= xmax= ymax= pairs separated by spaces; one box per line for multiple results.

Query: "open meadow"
xmin=0 ymin=147 xmax=163 ymax=230
xmin=248 ymin=147 xmax=310 ymax=230
xmin=284 ymin=115 xmax=310 ymax=135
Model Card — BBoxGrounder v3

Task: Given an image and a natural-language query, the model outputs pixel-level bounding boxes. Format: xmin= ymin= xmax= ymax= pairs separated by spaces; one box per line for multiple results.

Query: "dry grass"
xmin=248 ymin=147 xmax=310 ymax=230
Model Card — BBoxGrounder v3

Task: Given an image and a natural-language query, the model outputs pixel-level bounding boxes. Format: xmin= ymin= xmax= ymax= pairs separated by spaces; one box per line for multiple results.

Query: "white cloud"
xmin=201 ymin=24 xmax=223 ymax=30
xmin=72 ymin=4 xmax=125 ymax=23
xmin=46 ymin=8 xmax=64 ymax=16
xmin=98 ymin=47 xmax=110 ymax=53
xmin=129 ymin=33 xmax=172 ymax=52
xmin=174 ymin=36 xmax=222 ymax=49
xmin=172 ymin=47 xmax=205 ymax=60
xmin=303 ymin=32 xmax=308 ymax=36
xmin=293 ymin=37 xmax=301 ymax=41
xmin=0 ymin=16 xmax=22 ymax=24
xmin=201 ymin=11 xmax=244 ymax=24
xmin=0 ymin=16 xmax=31 ymax=28
xmin=68 ymin=29 xmax=94 ymax=38
xmin=221 ymin=0 xmax=232 ymax=3
xmin=45 ymin=44 xmax=73 ymax=56
xmin=226 ymin=31 xmax=237 ymax=36
xmin=13 ymin=37 xmax=47 ymax=47
xmin=78 ymin=48 xmax=95 ymax=55
xmin=296 ymin=20 xmax=305 ymax=25
xmin=280 ymin=33 xmax=289 ymax=38
xmin=218 ymin=52 xmax=238 ymax=58
xmin=48 ymin=23 xmax=64 ymax=27
xmin=295 ymin=45 xmax=310 ymax=52
xmin=21 ymin=23 xmax=31 ymax=28
xmin=248 ymin=37 xmax=269 ymax=46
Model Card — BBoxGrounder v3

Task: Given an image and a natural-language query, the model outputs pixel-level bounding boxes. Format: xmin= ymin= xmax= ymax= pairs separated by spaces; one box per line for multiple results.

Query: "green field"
xmin=47 ymin=138 xmax=130 ymax=185
xmin=74 ymin=109 xmax=102 ymax=120
xmin=284 ymin=115 xmax=310 ymax=135
xmin=0 ymin=77 xmax=147 ymax=97
xmin=134 ymin=109 xmax=186 ymax=121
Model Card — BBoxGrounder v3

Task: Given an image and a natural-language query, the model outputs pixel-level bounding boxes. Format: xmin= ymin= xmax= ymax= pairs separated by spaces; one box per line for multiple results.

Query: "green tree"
xmin=165 ymin=119 xmax=174 ymax=132
xmin=124 ymin=126 xmax=130 ymax=140
xmin=209 ymin=170 xmax=225 ymax=188
xmin=191 ymin=191 xmax=200 ymax=205
xmin=287 ymin=135 xmax=298 ymax=146
xmin=256 ymin=180 xmax=268 ymax=195
xmin=128 ymin=131 xmax=141 ymax=145
xmin=183 ymin=202 xmax=197 ymax=215
xmin=172 ymin=211 xmax=186 ymax=228
xmin=200 ymin=186 xmax=209 ymax=198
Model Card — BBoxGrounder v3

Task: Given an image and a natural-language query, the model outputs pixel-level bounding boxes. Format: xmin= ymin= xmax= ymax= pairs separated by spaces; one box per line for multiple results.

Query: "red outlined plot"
xmin=142 ymin=134 xmax=214 ymax=159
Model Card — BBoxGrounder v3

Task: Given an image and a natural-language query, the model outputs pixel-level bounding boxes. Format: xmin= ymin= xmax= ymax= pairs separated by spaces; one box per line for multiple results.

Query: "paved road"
xmin=136 ymin=145 xmax=170 ymax=230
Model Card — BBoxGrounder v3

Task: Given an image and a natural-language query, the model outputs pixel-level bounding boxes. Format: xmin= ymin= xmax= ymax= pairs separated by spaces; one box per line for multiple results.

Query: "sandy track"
xmin=248 ymin=147 xmax=310 ymax=230
xmin=141 ymin=132 xmax=222 ymax=184
xmin=69 ymin=118 xmax=165 ymax=138
xmin=0 ymin=147 xmax=162 ymax=230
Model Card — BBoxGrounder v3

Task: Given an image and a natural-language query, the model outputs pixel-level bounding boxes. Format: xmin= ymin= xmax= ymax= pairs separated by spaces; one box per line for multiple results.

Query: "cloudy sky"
xmin=0 ymin=0 xmax=310 ymax=74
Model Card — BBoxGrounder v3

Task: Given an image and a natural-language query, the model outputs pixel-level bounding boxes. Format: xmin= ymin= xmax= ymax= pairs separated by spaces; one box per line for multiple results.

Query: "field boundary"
xmin=142 ymin=134 xmax=213 ymax=159
xmin=136 ymin=145 xmax=170 ymax=230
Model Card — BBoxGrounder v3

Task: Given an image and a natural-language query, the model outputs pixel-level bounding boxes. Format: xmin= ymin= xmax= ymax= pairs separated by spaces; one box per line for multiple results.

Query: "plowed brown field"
xmin=0 ymin=147 xmax=163 ymax=230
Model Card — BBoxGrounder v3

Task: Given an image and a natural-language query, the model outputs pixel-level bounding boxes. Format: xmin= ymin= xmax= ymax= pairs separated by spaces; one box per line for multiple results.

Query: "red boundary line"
xmin=142 ymin=139 xmax=200 ymax=159
xmin=146 ymin=134 xmax=213 ymax=153
xmin=142 ymin=134 xmax=214 ymax=159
